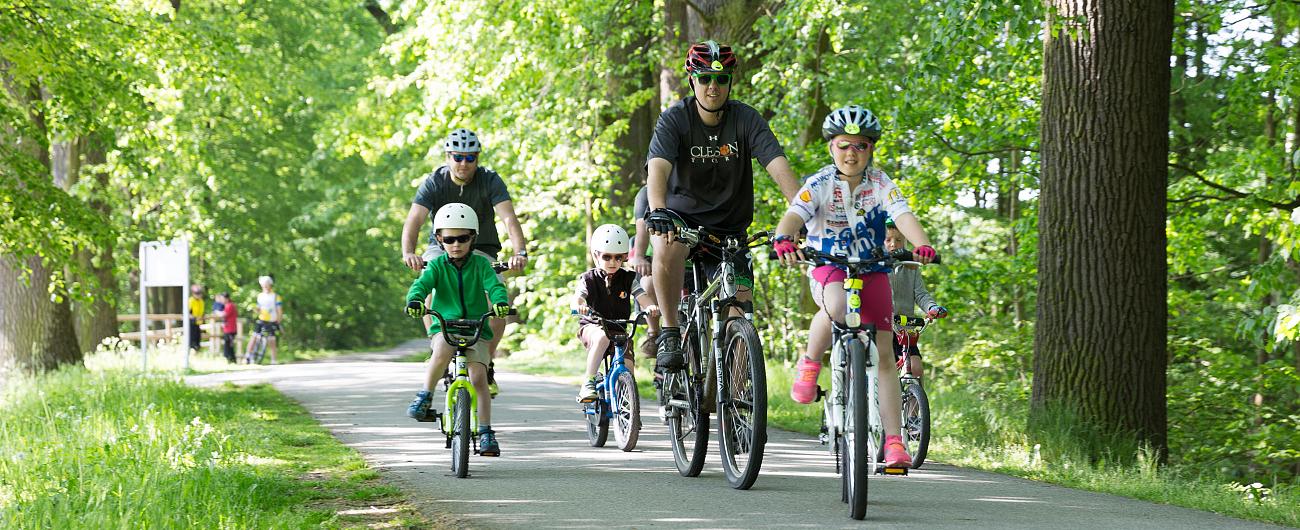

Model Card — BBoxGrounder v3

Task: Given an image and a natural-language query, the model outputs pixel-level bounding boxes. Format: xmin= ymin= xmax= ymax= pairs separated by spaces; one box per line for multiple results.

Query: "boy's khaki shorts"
xmin=430 ymin=335 xmax=491 ymax=367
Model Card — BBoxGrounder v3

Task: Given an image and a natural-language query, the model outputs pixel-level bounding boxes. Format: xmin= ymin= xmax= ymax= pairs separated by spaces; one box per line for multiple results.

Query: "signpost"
xmin=139 ymin=239 xmax=191 ymax=370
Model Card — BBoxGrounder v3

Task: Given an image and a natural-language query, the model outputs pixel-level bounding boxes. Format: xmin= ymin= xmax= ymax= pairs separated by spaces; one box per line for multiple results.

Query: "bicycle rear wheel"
xmin=902 ymin=381 xmax=931 ymax=468
xmin=450 ymin=387 xmax=471 ymax=478
xmin=613 ymin=370 xmax=640 ymax=451
xmin=585 ymin=398 xmax=609 ymax=447
xmin=717 ymin=318 xmax=767 ymax=490
xmin=666 ymin=330 xmax=709 ymax=477
xmin=845 ymin=339 xmax=870 ymax=520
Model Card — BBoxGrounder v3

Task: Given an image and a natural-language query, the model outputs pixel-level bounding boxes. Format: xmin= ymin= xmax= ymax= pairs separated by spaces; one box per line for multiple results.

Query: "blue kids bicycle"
xmin=577 ymin=311 xmax=648 ymax=452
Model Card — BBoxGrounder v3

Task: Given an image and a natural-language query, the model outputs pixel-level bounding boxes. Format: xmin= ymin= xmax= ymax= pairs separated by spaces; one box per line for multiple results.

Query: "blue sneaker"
xmin=406 ymin=390 xmax=437 ymax=422
xmin=478 ymin=428 xmax=501 ymax=457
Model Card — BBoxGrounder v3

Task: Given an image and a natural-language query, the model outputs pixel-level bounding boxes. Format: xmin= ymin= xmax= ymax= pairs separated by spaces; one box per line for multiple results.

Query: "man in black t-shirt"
xmin=644 ymin=41 xmax=800 ymax=372
xmin=400 ymin=128 xmax=529 ymax=392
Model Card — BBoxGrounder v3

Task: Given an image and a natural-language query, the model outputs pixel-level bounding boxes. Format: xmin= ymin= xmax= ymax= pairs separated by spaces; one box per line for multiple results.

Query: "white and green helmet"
xmin=821 ymin=105 xmax=882 ymax=141
xmin=443 ymin=128 xmax=481 ymax=153
xmin=589 ymin=224 xmax=630 ymax=254
xmin=433 ymin=203 xmax=479 ymax=232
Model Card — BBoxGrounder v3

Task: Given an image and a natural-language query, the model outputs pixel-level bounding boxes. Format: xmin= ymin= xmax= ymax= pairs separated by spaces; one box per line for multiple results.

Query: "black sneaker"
xmin=655 ymin=328 xmax=685 ymax=373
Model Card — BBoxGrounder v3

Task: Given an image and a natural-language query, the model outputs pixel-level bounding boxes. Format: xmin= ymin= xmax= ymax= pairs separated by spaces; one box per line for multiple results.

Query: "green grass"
xmin=0 ymin=346 xmax=434 ymax=529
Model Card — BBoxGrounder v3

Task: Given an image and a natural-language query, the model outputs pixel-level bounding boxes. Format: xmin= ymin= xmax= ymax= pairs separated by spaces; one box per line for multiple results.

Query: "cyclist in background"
xmin=629 ymin=186 xmax=662 ymax=358
xmin=405 ymin=203 xmax=512 ymax=457
xmin=643 ymin=40 xmax=800 ymax=373
xmin=772 ymin=105 xmax=939 ymax=468
xmin=884 ymin=221 xmax=948 ymax=378
xmin=246 ymin=275 xmax=283 ymax=364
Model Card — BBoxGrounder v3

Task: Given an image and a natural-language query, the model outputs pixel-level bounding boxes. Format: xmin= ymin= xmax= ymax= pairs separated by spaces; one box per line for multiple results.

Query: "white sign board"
xmin=141 ymin=240 xmax=189 ymax=287
xmin=139 ymin=239 xmax=190 ymax=370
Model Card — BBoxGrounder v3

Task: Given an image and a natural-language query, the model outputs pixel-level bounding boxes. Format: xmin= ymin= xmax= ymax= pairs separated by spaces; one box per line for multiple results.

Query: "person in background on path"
xmin=188 ymin=284 xmax=205 ymax=352
xmin=629 ymin=186 xmax=662 ymax=358
xmin=573 ymin=224 xmax=661 ymax=403
xmin=246 ymin=275 xmax=283 ymax=364
xmin=213 ymin=292 xmax=239 ymax=363
xmin=405 ymin=203 xmax=512 ymax=457
xmin=884 ymin=221 xmax=948 ymax=378
xmin=400 ymin=128 xmax=528 ymax=397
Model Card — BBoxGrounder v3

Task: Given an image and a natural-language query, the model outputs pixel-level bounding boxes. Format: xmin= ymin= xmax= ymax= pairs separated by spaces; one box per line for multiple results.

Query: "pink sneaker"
xmin=789 ymin=357 xmax=822 ymax=404
xmin=883 ymin=434 xmax=912 ymax=467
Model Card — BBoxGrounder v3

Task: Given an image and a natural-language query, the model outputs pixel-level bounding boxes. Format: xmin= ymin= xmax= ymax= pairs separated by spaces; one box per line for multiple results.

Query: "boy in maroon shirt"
xmin=214 ymin=293 xmax=239 ymax=363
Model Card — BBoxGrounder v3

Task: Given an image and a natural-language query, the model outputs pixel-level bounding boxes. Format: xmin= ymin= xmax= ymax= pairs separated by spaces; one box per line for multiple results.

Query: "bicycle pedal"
xmin=815 ymin=386 xmax=826 ymax=402
xmin=880 ymin=466 xmax=909 ymax=476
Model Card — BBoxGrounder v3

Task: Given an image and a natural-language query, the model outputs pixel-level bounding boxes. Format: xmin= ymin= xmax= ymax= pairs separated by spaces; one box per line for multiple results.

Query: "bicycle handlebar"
xmin=768 ymin=246 xmax=943 ymax=267
xmin=423 ymin=307 xmax=518 ymax=348
xmin=422 ymin=261 xmax=511 ymax=273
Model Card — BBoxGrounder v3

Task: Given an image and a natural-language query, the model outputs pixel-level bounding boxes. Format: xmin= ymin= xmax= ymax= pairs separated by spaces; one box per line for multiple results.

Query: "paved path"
xmin=188 ymin=343 xmax=1282 ymax=529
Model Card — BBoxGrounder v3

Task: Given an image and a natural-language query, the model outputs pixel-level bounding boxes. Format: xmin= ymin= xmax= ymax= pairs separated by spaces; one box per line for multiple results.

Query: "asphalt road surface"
xmin=188 ymin=342 xmax=1282 ymax=529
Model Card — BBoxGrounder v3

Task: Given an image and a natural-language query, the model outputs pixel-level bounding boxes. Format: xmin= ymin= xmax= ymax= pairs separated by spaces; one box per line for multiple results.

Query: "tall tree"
xmin=1032 ymin=0 xmax=1173 ymax=454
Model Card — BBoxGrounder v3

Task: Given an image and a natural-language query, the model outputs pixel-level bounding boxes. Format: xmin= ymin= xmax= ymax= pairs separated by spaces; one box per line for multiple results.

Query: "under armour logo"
xmin=708 ymin=135 xmax=718 ymax=142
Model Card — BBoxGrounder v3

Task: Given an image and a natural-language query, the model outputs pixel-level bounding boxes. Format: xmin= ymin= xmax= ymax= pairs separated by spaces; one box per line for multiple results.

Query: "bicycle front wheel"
xmin=845 ymin=338 xmax=871 ymax=520
xmin=717 ymin=317 xmax=767 ymax=490
xmin=450 ymin=387 xmax=471 ymax=478
xmin=613 ymin=370 xmax=640 ymax=451
xmin=585 ymin=398 xmax=609 ymax=447
xmin=902 ymin=381 xmax=931 ymax=468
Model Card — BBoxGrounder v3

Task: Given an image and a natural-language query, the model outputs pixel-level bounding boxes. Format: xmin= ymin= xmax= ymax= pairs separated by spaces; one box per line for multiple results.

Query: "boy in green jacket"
xmin=405 ymin=203 xmax=512 ymax=456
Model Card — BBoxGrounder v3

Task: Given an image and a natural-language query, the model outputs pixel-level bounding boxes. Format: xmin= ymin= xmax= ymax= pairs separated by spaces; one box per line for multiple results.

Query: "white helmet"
xmin=443 ymin=128 xmax=481 ymax=153
xmin=590 ymin=224 xmax=630 ymax=254
xmin=258 ymin=275 xmax=273 ymax=287
xmin=433 ymin=203 xmax=479 ymax=232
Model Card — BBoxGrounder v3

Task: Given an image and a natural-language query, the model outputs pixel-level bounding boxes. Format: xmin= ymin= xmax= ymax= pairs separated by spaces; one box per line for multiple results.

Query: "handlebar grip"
xmin=492 ymin=261 xmax=510 ymax=273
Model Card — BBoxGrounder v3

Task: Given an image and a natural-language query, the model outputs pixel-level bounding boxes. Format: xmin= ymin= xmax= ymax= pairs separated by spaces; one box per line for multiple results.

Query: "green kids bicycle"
xmin=423 ymin=307 xmax=515 ymax=478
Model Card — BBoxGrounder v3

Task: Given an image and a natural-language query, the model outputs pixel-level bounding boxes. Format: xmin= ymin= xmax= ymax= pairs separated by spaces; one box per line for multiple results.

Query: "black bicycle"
xmin=656 ymin=221 xmax=769 ymax=490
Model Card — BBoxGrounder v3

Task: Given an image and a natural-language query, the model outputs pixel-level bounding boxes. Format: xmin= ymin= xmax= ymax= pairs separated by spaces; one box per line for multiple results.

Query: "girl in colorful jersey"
xmin=772 ymin=105 xmax=939 ymax=468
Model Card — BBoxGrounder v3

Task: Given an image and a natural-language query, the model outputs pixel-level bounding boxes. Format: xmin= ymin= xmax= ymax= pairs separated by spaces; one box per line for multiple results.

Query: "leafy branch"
xmin=1168 ymin=162 xmax=1300 ymax=211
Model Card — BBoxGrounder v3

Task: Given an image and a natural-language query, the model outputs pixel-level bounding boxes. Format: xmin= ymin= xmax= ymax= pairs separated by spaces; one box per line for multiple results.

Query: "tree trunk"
xmin=1032 ymin=0 xmax=1172 ymax=456
xmin=0 ymin=62 xmax=83 ymax=381
xmin=799 ymin=24 xmax=832 ymax=148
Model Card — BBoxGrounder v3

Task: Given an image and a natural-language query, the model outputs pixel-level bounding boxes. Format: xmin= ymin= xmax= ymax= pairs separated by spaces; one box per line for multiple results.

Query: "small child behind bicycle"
xmin=404 ymin=203 xmax=512 ymax=457
xmin=573 ymin=224 xmax=661 ymax=403
xmin=772 ymin=105 xmax=939 ymax=468
xmin=884 ymin=221 xmax=948 ymax=379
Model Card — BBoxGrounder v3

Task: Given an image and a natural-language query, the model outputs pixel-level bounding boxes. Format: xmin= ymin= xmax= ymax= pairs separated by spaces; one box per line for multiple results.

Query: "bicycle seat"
xmin=607 ymin=332 xmax=630 ymax=344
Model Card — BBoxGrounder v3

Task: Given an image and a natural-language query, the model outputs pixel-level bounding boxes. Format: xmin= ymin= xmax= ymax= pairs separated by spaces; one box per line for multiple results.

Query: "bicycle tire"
xmin=717 ymin=318 xmax=767 ymax=490
xmin=667 ymin=329 xmax=709 ymax=477
xmin=251 ymin=334 xmax=267 ymax=364
xmin=846 ymin=338 xmax=870 ymax=520
xmin=902 ymin=381 xmax=931 ymax=468
xmin=450 ymin=387 xmax=471 ymax=478
xmin=585 ymin=398 xmax=609 ymax=447
xmin=613 ymin=370 xmax=640 ymax=451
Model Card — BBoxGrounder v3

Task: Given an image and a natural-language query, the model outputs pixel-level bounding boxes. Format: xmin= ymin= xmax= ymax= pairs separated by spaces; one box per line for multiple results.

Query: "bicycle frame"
xmin=676 ymin=228 xmax=766 ymax=408
xmin=583 ymin=313 xmax=646 ymax=422
xmin=425 ymin=310 xmax=497 ymax=440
